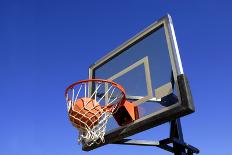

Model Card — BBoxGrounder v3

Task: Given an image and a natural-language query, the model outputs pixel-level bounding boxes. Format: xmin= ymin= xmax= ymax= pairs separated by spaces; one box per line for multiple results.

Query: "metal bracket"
xmin=112 ymin=119 xmax=199 ymax=155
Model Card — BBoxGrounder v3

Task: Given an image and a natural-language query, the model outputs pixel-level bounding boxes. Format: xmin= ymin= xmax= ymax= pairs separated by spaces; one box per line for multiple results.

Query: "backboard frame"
xmin=84 ymin=14 xmax=195 ymax=151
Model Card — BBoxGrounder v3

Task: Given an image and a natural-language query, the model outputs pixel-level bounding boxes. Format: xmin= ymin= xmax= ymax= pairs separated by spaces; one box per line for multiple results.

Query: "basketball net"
xmin=65 ymin=79 xmax=125 ymax=146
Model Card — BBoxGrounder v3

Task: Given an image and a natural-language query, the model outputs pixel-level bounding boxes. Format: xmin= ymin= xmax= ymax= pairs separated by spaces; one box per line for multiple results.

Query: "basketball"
xmin=68 ymin=97 xmax=102 ymax=129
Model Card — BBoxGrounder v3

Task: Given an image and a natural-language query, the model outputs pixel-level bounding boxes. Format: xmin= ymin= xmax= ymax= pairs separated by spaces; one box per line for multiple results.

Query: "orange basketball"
xmin=68 ymin=97 xmax=102 ymax=129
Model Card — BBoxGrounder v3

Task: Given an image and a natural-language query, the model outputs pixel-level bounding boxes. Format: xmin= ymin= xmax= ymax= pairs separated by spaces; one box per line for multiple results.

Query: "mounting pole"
xmin=170 ymin=119 xmax=187 ymax=155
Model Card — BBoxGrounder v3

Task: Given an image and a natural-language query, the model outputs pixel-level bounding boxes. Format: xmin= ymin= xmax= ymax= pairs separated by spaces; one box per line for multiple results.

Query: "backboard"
xmin=85 ymin=14 xmax=195 ymax=151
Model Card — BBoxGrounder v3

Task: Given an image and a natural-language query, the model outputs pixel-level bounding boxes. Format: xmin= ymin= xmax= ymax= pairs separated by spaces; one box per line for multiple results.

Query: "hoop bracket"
xmin=111 ymin=119 xmax=199 ymax=155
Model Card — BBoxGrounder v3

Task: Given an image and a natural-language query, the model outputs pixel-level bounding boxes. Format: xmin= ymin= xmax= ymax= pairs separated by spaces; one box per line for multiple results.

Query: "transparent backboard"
xmin=85 ymin=15 xmax=194 ymax=151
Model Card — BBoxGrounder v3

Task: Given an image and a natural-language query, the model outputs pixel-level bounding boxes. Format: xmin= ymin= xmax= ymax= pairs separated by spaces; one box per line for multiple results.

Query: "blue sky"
xmin=1 ymin=0 xmax=232 ymax=154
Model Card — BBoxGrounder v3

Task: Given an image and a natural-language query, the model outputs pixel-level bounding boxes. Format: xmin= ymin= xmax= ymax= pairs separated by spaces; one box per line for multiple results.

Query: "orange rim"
xmin=65 ymin=79 xmax=126 ymax=112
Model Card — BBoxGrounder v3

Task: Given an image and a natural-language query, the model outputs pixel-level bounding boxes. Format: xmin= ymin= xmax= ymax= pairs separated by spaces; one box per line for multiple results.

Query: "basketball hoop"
xmin=65 ymin=79 xmax=126 ymax=146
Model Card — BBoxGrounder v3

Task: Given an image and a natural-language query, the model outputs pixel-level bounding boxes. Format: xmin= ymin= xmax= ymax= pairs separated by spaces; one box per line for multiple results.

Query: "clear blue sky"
xmin=1 ymin=0 xmax=232 ymax=154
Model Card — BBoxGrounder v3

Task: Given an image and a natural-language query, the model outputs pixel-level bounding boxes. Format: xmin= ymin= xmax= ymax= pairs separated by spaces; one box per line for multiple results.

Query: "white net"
xmin=65 ymin=80 xmax=125 ymax=146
